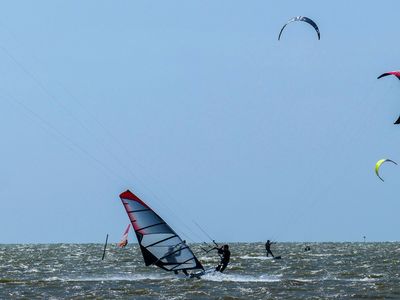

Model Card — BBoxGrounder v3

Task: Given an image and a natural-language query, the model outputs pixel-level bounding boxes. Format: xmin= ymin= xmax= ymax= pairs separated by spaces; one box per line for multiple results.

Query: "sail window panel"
xmin=160 ymin=248 xmax=196 ymax=265
xmin=148 ymin=245 xmax=177 ymax=262
xmin=133 ymin=210 xmax=164 ymax=230
xmin=142 ymin=234 xmax=180 ymax=248
xmin=149 ymin=246 xmax=196 ymax=268
xmin=123 ymin=200 xmax=146 ymax=211
xmin=139 ymin=223 xmax=172 ymax=234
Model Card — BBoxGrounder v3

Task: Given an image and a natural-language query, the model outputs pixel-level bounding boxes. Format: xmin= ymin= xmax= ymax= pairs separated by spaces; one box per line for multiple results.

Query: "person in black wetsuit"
xmin=214 ymin=244 xmax=230 ymax=272
xmin=265 ymin=240 xmax=275 ymax=257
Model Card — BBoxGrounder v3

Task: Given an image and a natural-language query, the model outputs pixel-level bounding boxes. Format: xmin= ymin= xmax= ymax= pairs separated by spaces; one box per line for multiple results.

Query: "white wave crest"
xmin=240 ymin=255 xmax=274 ymax=260
xmin=47 ymin=274 xmax=177 ymax=282
xmin=201 ymin=272 xmax=281 ymax=282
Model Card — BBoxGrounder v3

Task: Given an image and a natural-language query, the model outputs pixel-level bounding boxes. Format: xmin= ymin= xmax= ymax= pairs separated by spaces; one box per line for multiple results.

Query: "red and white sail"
xmin=117 ymin=224 xmax=130 ymax=248
xmin=119 ymin=190 xmax=203 ymax=272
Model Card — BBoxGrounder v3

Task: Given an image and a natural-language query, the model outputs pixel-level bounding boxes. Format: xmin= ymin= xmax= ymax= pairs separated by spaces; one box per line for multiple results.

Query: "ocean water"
xmin=1 ymin=243 xmax=399 ymax=299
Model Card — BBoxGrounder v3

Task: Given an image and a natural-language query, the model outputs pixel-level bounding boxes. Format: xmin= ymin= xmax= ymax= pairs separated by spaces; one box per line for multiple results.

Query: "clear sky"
xmin=0 ymin=1 xmax=400 ymax=243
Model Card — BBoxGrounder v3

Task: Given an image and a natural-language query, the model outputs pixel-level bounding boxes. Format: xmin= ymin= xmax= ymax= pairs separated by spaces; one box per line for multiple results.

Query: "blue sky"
xmin=0 ymin=1 xmax=400 ymax=243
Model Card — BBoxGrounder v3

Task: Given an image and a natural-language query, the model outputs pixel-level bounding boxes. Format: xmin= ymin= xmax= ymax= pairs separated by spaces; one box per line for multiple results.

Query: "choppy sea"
xmin=1 ymin=243 xmax=399 ymax=299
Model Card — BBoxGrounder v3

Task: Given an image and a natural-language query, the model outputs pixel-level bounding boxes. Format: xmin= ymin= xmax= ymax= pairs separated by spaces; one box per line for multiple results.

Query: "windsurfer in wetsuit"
xmin=265 ymin=240 xmax=275 ymax=257
xmin=214 ymin=244 xmax=230 ymax=272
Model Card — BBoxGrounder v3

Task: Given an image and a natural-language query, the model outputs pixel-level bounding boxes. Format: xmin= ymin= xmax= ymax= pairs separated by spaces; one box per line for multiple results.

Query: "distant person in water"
xmin=214 ymin=244 xmax=231 ymax=272
xmin=304 ymin=245 xmax=311 ymax=251
xmin=265 ymin=240 xmax=275 ymax=257
xmin=117 ymin=239 xmax=128 ymax=248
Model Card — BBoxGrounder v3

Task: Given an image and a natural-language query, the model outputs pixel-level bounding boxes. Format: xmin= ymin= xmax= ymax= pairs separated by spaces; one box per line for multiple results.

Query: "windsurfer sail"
xmin=117 ymin=224 xmax=130 ymax=248
xmin=119 ymin=190 xmax=204 ymax=275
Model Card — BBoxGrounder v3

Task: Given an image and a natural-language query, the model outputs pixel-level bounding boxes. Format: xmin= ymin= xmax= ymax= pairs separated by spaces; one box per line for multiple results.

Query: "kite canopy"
xmin=377 ymin=71 xmax=400 ymax=124
xmin=377 ymin=71 xmax=400 ymax=80
xmin=278 ymin=16 xmax=320 ymax=40
xmin=375 ymin=159 xmax=397 ymax=182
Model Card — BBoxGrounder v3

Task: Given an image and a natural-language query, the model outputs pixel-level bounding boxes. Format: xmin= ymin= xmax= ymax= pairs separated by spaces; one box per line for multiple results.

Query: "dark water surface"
xmin=1 ymin=243 xmax=399 ymax=299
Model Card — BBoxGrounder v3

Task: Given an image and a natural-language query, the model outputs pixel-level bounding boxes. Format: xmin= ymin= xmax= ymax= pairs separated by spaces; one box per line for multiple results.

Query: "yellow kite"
xmin=375 ymin=159 xmax=397 ymax=182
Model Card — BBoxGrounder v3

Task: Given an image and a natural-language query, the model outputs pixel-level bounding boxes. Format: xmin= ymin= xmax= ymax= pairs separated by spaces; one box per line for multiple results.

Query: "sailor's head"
xmin=223 ymin=244 xmax=229 ymax=250
xmin=267 ymin=240 xmax=270 ymax=243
